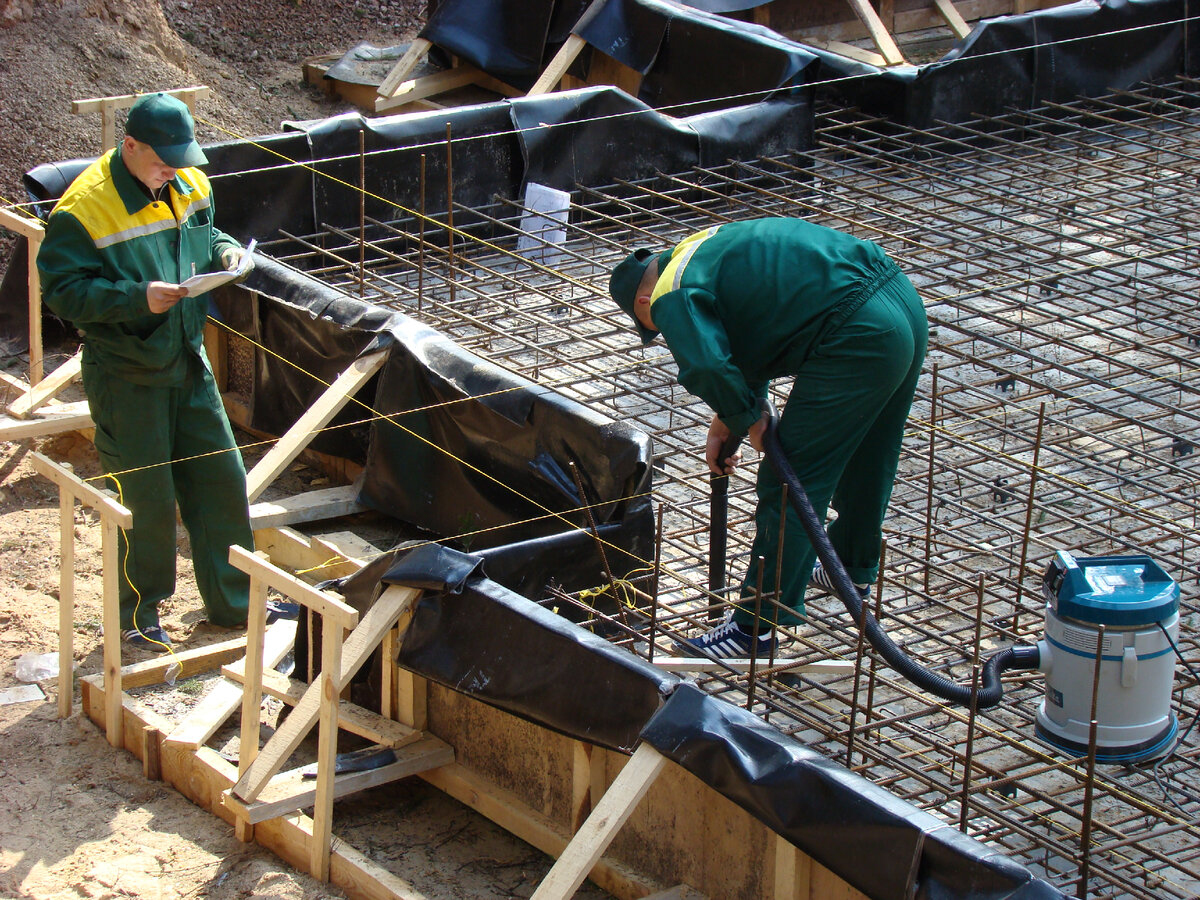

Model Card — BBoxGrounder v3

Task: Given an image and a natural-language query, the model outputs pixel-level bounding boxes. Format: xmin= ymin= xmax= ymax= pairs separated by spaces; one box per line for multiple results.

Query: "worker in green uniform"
xmin=37 ymin=93 xmax=260 ymax=651
xmin=609 ymin=217 xmax=927 ymax=658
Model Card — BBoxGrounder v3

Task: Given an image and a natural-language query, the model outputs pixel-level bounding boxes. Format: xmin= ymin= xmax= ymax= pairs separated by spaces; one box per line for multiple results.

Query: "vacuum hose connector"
xmin=758 ymin=399 xmax=1039 ymax=708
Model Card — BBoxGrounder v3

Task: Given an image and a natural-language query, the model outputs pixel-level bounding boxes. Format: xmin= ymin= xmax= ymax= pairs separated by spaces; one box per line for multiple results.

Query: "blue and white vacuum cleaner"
xmin=1035 ymin=551 xmax=1180 ymax=763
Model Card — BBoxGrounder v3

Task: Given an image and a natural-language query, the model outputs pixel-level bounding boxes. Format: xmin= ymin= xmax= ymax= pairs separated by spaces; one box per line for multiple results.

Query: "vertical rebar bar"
xmin=924 ymin=363 xmax=938 ymax=594
xmin=1077 ymin=623 xmax=1106 ymax=898
xmin=358 ymin=128 xmax=366 ymax=297
xmin=445 ymin=123 xmax=456 ymax=307
xmin=418 ymin=153 xmax=426 ymax=312
xmin=958 ymin=574 xmax=986 ymax=832
xmin=1014 ymin=402 xmax=1046 ymax=634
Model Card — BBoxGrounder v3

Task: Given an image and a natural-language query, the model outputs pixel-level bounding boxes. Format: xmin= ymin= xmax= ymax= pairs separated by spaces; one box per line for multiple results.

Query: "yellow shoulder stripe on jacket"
xmin=650 ymin=225 xmax=722 ymax=306
xmin=56 ymin=158 xmax=214 ymax=250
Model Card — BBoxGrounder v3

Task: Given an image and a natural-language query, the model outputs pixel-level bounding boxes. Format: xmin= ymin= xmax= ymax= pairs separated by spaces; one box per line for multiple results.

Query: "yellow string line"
xmin=9 ymin=118 xmax=1199 ymax=586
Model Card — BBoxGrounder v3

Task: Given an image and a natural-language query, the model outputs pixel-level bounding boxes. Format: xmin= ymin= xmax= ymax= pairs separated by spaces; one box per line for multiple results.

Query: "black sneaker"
xmin=809 ymin=562 xmax=870 ymax=600
xmin=121 ymin=626 xmax=173 ymax=652
xmin=676 ymin=613 xmax=776 ymax=659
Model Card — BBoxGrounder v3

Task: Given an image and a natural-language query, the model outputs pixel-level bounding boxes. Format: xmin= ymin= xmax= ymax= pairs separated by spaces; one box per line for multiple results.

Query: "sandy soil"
xmin=0 ymin=3 xmax=595 ymax=899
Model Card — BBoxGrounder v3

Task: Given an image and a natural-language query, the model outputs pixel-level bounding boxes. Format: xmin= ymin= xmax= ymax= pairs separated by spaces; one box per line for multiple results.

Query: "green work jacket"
xmin=37 ymin=147 xmax=238 ymax=386
xmin=648 ymin=217 xmax=901 ymax=436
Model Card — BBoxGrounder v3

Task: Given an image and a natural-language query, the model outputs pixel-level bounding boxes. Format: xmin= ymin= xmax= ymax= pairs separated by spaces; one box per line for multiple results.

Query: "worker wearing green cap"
xmin=37 ymin=92 xmax=262 ymax=652
xmin=609 ymin=217 xmax=926 ymax=658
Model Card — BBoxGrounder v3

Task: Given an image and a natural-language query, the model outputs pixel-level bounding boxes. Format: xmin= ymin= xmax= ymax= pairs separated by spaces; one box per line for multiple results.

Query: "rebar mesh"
xmin=259 ymin=78 xmax=1200 ymax=899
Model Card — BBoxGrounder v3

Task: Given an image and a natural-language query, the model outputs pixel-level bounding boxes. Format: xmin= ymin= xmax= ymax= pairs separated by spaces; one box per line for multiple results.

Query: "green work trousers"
xmin=734 ymin=271 xmax=927 ymax=630
xmin=83 ymin=352 xmax=252 ymax=631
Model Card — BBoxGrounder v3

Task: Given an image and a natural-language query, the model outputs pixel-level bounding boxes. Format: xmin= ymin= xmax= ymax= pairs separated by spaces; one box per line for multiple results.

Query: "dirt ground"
xmin=0 ymin=3 xmax=593 ymax=899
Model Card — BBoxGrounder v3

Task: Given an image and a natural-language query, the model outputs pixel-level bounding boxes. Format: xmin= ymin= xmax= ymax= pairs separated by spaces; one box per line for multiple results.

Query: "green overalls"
xmin=38 ymin=147 xmax=252 ymax=630
xmin=648 ymin=218 xmax=927 ymax=628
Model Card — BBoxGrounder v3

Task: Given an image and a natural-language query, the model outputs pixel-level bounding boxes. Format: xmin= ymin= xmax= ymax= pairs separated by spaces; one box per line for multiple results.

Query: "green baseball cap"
xmin=609 ymin=248 xmax=660 ymax=345
xmin=125 ymin=92 xmax=208 ymax=168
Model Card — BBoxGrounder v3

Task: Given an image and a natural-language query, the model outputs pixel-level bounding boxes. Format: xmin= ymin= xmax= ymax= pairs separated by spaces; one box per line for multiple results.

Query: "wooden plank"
xmin=377 ymin=37 xmax=432 ymax=97
xmin=528 ymin=34 xmax=587 ymax=95
xmin=222 ymin=663 xmax=422 ymax=748
xmin=119 ymin=632 xmax=252 ymax=689
xmin=375 ymin=66 xmax=484 ymax=113
xmin=309 ymin=610 xmax=343 ymax=881
xmin=933 ymin=0 xmax=972 ymax=38
xmin=229 ymin=544 xmax=359 ymax=629
xmin=842 ymin=0 xmax=905 ymax=64
xmin=57 ymin=480 xmax=75 ymax=718
xmin=643 ymin=888 xmax=708 ymax=900
xmin=7 ymin=349 xmax=82 ymax=418
xmin=0 ymin=402 xmax=93 ymax=440
xmin=245 ymin=349 xmax=387 ymax=502
xmin=422 ymin=761 xmax=658 ymax=899
xmin=71 ymin=85 xmax=212 ymax=114
xmin=583 ymin=48 xmax=642 ymax=96
xmin=233 ymin=585 xmax=416 ymax=802
xmin=0 ymin=206 xmax=44 ymax=241
xmin=30 ymin=452 xmax=132 ymax=527
xmin=165 ymin=620 xmax=296 ymax=750
xmin=531 ymin=744 xmax=669 ymax=900
xmin=101 ymin=513 xmax=122 ymax=747
xmin=655 ymin=658 xmax=854 ymax=675
xmin=238 ymin=560 xmax=271 ymax=777
xmin=222 ymin=735 xmax=453 ymax=824
xmin=248 ymin=483 xmax=368 ymax=531
xmin=800 ymin=37 xmax=889 ymax=67
xmin=0 ymin=208 xmax=44 ymax=385
xmin=772 ymin=833 xmax=809 ymax=900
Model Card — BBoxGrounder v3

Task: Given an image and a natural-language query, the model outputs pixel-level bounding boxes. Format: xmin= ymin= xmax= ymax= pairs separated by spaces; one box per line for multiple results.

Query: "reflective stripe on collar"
xmin=651 ymin=224 xmax=723 ymax=306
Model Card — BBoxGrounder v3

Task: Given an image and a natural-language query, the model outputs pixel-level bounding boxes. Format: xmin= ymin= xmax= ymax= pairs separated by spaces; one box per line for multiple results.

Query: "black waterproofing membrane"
xmin=795 ymin=0 xmax=1200 ymax=126
xmin=212 ymin=255 xmax=656 ymax=596
xmin=349 ymin=546 xmax=1067 ymax=899
xmin=640 ymin=682 xmax=1068 ymax=900
xmin=371 ymin=543 xmax=679 ymax=753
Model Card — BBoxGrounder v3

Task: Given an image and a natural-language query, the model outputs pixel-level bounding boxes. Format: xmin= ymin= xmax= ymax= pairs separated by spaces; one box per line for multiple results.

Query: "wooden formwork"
xmin=70 ymin=518 xmax=869 ymax=900
xmin=25 ymin=314 xmax=869 ymax=898
xmin=349 ymin=0 xmax=1075 ymax=114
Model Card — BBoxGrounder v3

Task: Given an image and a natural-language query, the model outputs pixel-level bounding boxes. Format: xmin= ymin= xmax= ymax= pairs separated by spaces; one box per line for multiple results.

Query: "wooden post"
xmin=531 ymin=744 xmax=668 ymax=900
xmin=56 ymin=464 xmax=75 ymax=718
xmin=31 ymin=453 xmax=132 ymax=744
xmin=71 ymin=86 xmax=212 ymax=152
xmin=0 ymin=208 xmax=45 ymax=387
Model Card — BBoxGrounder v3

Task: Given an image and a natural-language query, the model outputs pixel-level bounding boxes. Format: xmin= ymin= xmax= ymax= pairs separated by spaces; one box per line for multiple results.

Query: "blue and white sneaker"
xmin=809 ymin=562 xmax=870 ymax=600
xmin=121 ymin=625 xmax=173 ymax=652
xmin=676 ymin=612 xmax=776 ymax=659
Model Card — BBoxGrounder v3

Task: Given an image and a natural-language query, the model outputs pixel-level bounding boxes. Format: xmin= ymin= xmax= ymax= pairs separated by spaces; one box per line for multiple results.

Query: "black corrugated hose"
xmin=758 ymin=399 xmax=1040 ymax=708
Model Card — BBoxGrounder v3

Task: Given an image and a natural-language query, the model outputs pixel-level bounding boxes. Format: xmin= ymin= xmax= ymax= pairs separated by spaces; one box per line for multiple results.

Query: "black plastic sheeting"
xmin=358 ymin=313 xmax=655 ymax=558
xmin=211 ymin=256 xmax=656 ymax=592
xmin=640 ymin=682 xmax=1069 ymax=900
xmin=576 ymin=0 xmax=820 ymax=113
xmin=420 ymin=0 xmax=593 ymax=92
xmin=381 ymin=544 xmax=678 ymax=754
xmin=814 ymin=0 xmax=1200 ymax=127
xmin=352 ymin=543 xmax=1067 ymax=899
xmin=510 ymin=85 xmax=812 ymax=192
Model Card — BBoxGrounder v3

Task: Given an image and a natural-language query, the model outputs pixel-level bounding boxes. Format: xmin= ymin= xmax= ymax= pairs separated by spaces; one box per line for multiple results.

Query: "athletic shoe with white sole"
xmin=676 ymin=612 xmax=776 ymax=659
xmin=121 ymin=625 xmax=173 ymax=652
xmin=808 ymin=562 xmax=871 ymax=600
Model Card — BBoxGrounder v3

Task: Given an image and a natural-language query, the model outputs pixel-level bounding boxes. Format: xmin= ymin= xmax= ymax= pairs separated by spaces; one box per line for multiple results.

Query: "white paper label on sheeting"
xmin=517 ymin=183 xmax=572 ymax=264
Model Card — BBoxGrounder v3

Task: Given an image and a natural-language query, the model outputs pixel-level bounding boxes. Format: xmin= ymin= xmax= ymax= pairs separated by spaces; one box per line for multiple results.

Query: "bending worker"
xmin=38 ymin=92 xmax=258 ymax=651
xmin=609 ymin=216 xmax=926 ymax=658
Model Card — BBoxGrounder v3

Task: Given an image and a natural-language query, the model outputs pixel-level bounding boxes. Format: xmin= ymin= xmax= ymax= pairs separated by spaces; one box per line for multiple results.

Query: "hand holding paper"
xmin=180 ymin=239 xmax=257 ymax=296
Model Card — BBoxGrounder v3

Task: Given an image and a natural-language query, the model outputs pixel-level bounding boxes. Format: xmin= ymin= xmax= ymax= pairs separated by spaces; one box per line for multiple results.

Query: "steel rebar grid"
xmin=258 ymin=78 xmax=1200 ymax=899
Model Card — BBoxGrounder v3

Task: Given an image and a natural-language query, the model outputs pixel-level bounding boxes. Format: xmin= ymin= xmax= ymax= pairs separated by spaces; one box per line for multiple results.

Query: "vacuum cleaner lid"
xmin=1045 ymin=551 xmax=1179 ymax=627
